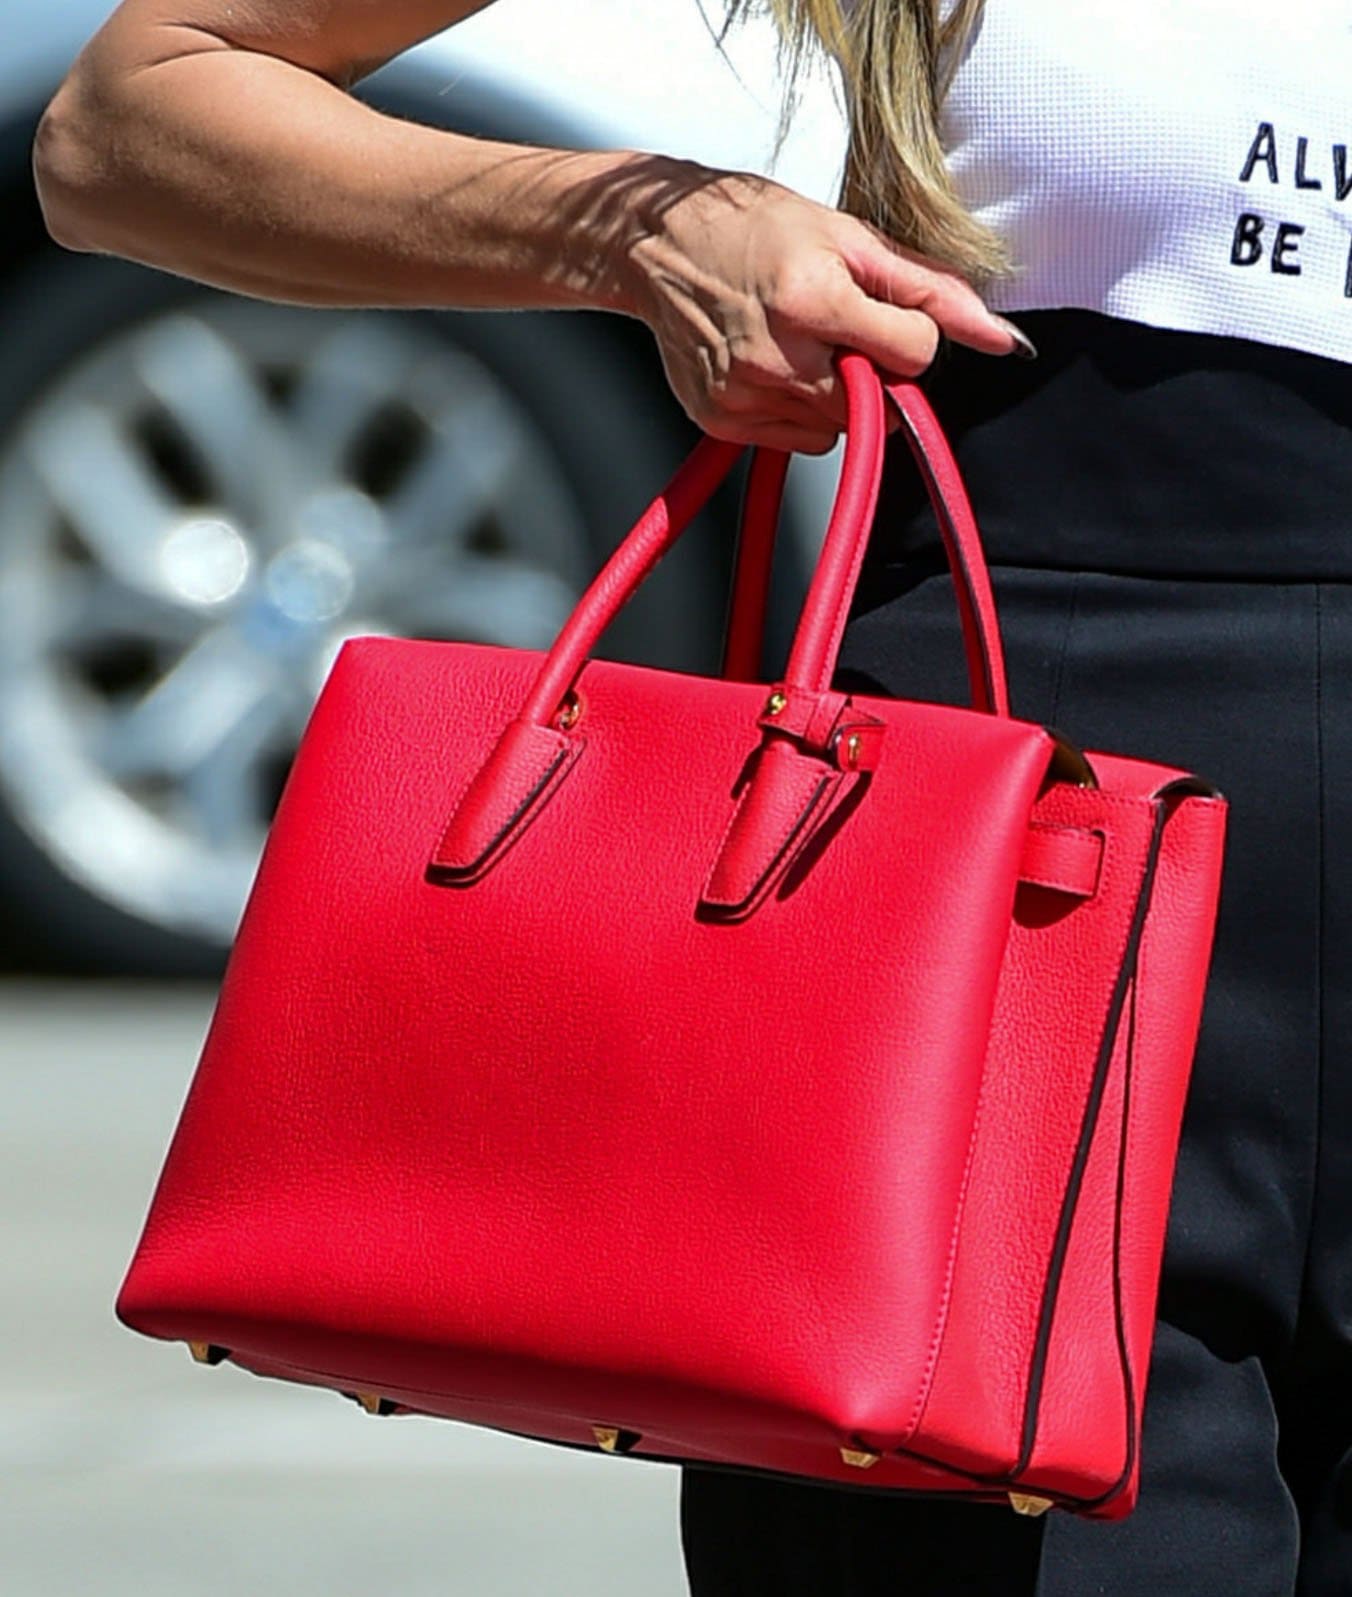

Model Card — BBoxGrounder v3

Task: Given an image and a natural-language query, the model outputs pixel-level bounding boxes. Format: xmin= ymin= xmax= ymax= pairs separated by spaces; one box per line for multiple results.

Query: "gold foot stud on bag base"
xmin=184 ymin=1347 xmax=1051 ymax=1511
xmin=345 ymin=1390 xmax=400 ymax=1416
xmin=1008 ymin=1492 xmax=1055 ymax=1516
xmin=187 ymin=1349 xmax=401 ymax=1416
xmin=840 ymin=1446 xmax=1052 ymax=1516
xmin=592 ymin=1425 xmax=642 ymax=1454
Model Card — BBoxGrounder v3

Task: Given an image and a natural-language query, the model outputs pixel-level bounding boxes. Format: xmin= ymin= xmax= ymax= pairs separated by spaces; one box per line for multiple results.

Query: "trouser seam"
xmin=1046 ymin=570 xmax=1081 ymax=728
xmin=1294 ymin=581 xmax=1326 ymax=1325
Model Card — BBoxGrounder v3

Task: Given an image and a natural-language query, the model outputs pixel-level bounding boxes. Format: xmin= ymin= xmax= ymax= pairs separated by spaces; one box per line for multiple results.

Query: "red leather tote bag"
xmin=115 ymin=353 xmax=1228 ymax=1522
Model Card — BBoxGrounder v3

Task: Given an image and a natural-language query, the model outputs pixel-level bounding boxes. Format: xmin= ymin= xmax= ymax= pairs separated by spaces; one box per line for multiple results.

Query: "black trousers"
xmin=680 ymin=315 xmax=1352 ymax=1595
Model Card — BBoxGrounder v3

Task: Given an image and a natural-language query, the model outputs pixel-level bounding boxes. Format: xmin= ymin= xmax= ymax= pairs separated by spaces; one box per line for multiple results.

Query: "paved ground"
xmin=1 ymin=983 xmax=688 ymax=1597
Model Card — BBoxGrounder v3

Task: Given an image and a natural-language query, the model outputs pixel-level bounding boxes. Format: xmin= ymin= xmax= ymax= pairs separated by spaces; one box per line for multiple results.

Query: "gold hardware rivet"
xmin=356 ymin=1391 xmax=387 ymax=1415
xmin=591 ymin=1425 xmax=642 ymax=1453
xmin=839 ymin=1447 xmax=880 ymax=1469
xmin=1008 ymin=1492 xmax=1055 ymax=1517
xmin=765 ymin=691 xmax=788 ymax=717
xmin=188 ymin=1341 xmax=227 ymax=1365
xmin=844 ymin=733 xmax=861 ymax=769
xmin=556 ymin=696 xmax=581 ymax=730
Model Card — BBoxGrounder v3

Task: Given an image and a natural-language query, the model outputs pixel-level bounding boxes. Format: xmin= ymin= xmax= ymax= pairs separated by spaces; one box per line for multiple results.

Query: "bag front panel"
xmin=116 ymin=635 xmax=1059 ymax=1449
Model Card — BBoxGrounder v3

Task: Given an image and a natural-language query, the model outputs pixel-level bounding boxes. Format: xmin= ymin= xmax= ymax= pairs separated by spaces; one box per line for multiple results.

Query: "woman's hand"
xmin=36 ymin=0 xmax=1028 ymax=457
xmin=620 ymin=165 xmax=1032 ymax=454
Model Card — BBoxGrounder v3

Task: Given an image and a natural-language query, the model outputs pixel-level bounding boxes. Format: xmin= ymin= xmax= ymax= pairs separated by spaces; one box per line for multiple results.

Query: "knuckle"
xmin=799 ymin=376 xmax=848 ymax=420
xmin=772 ymin=260 xmax=853 ymax=327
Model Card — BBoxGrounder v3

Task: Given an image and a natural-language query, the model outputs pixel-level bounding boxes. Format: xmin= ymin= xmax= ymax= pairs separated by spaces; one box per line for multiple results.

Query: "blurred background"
xmin=1 ymin=3 xmax=848 ymax=1593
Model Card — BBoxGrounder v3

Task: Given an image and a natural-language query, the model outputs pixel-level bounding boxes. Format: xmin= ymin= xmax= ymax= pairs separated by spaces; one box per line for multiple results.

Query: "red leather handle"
xmin=522 ymin=354 xmax=996 ymax=726
xmin=722 ymin=374 xmax=1009 ymax=717
xmin=516 ymin=432 xmax=745 ymax=728
xmin=781 ymin=353 xmax=891 ymax=695
xmin=720 ymin=447 xmax=789 ymax=684
xmin=431 ymin=354 xmax=1009 ymax=888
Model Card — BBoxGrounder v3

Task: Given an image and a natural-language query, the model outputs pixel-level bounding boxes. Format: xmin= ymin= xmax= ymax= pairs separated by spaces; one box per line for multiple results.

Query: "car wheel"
xmin=0 ymin=250 xmax=728 ymax=974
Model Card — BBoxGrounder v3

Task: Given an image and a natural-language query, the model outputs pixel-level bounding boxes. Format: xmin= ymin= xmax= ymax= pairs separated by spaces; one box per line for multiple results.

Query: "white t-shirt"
xmin=934 ymin=0 xmax=1352 ymax=361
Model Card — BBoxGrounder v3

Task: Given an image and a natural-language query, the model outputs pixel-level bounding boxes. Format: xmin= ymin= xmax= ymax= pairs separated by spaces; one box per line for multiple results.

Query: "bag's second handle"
xmin=722 ymin=376 xmax=1009 ymax=718
xmin=429 ymin=355 xmax=1009 ymax=889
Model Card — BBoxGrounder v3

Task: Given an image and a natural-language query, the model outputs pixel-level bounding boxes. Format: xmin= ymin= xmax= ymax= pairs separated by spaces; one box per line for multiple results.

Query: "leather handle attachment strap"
xmin=431 ymin=357 xmax=1074 ymax=901
xmin=699 ymin=358 xmax=1006 ymax=916
xmin=430 ymin=433 xmax=742 ymax=879
xmin=435 ymin=360 xmax=886 ymax=882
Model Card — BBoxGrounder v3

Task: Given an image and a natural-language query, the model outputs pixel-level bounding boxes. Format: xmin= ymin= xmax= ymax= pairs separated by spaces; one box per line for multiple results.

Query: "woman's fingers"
xmin=807 ymin=282 xmax=942 ymax=379
xmin=700 ymin=385 xmax=844 ymax=454
xmin=840 ymin=223 xmax=1033 ymax=359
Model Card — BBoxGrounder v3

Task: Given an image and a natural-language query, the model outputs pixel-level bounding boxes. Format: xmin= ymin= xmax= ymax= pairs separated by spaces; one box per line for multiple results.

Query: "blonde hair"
xmin=720 ymin=1 xmax=1015 ymax=286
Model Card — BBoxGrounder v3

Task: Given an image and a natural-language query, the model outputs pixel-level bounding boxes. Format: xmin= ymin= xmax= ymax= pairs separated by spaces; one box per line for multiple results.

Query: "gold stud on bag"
xmin=1008 ymin=1492 xmax=1055 ymax=1517
xmin=592 ymin=1425 xmax=642 ymax=1453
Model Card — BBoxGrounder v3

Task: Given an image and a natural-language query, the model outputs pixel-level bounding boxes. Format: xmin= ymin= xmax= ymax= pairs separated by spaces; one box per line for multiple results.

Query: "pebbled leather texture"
xmin=1019 ymin=821 xmax=1103 ymax=898
xmin=114 ymin=357 xmax=1228 ymax=1521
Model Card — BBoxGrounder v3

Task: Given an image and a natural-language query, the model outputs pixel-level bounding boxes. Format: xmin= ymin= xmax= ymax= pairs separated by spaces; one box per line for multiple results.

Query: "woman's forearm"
xmin=34 ymin=26 xmax=669 ymax=315
xmin=36 ymin=0 xmax=1031 ymax=455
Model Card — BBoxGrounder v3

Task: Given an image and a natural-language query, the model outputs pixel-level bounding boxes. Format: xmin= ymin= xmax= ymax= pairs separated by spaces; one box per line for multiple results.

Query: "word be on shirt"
xmin=1231 ymin=121 xmax=1352 ymax=296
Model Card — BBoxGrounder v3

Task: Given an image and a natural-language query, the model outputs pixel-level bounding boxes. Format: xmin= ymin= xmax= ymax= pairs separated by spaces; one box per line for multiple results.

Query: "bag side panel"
xmin=909 ymin=784 xmax=1160 ymax=1488
xmin=1030 ymin=791 xmax=1229 ymax=1519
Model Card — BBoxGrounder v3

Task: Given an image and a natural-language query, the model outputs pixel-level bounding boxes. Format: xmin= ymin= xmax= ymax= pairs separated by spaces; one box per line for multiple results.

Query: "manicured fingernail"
xmin=994 ymin=316 xmax=1038 ymax=360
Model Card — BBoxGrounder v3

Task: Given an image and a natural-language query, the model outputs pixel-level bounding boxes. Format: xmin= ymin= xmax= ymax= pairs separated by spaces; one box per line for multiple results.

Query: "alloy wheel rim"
xmin=0 ymin=297 xmax=592 ymax=945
